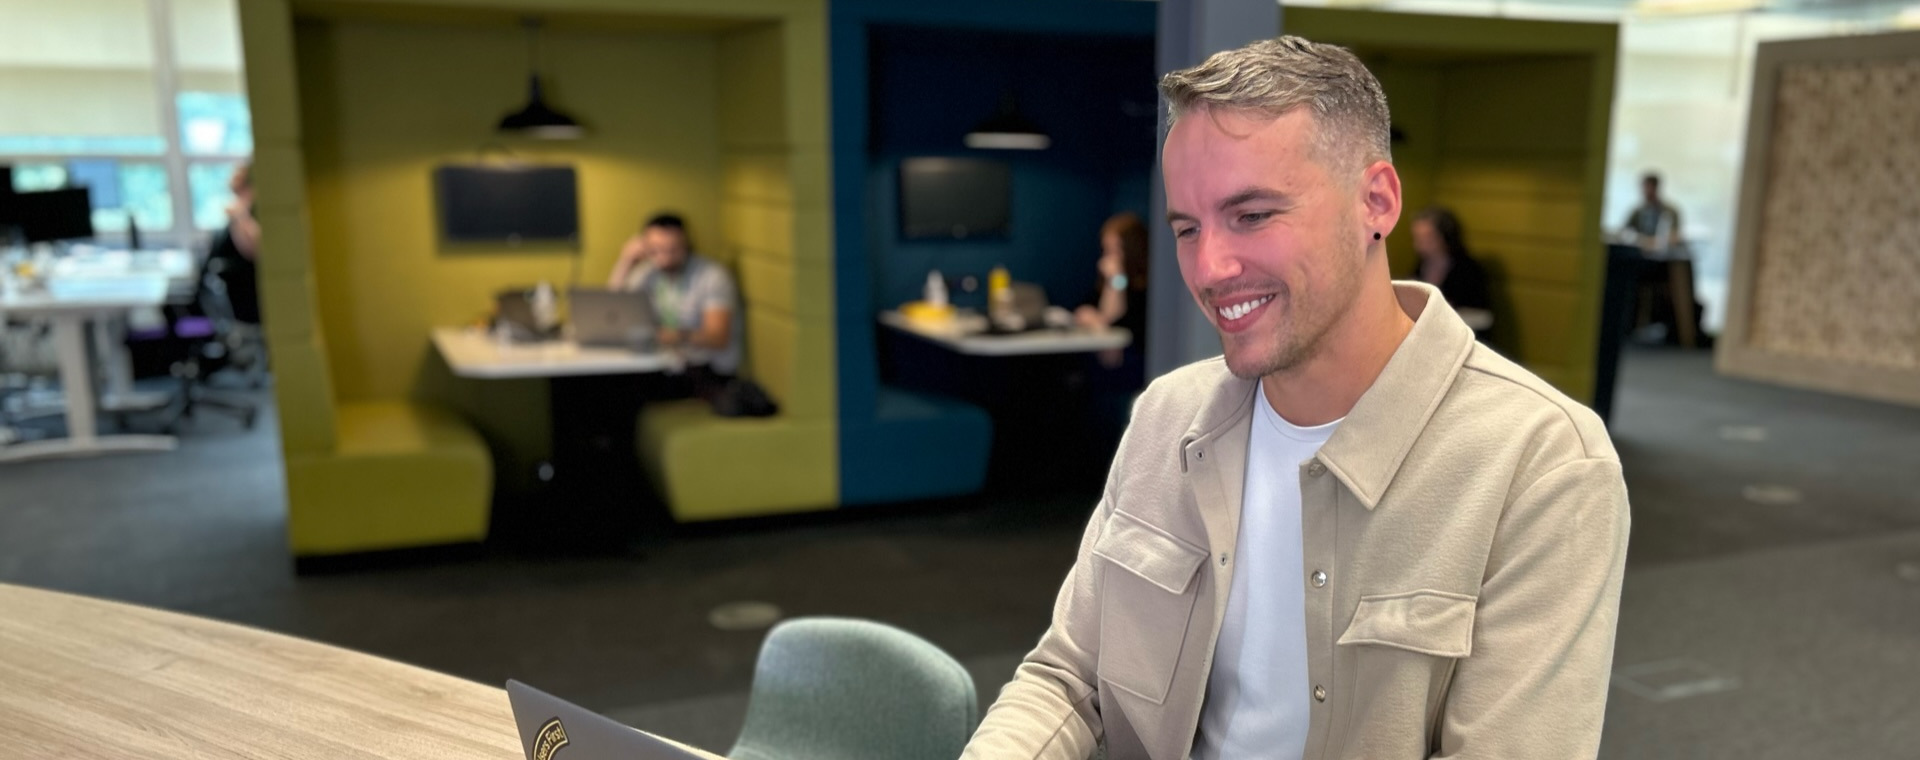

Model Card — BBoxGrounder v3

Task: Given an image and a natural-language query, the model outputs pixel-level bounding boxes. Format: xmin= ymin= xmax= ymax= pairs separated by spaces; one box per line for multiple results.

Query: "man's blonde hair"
xmin=1159 ymin=36 xmax=1391 ymax=174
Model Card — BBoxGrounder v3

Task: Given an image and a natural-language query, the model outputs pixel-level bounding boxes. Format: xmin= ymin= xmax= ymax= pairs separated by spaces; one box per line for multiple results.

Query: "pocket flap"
xmin=1092 ymin=510 xmax=1207 ymax=595
xmin=1337 ymin=590 xmax=1478 ymax=658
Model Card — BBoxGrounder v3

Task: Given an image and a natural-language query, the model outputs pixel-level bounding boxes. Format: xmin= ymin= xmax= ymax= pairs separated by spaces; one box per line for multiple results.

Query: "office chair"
xmin=0 ymin=318 xmax=62 ymax=444
xmin=728 ymin=618 xmax=979 ymax=760
xmin=0 ymin=332 xmax=27 ymax=445
xmin=155 ymin=256 xmax=258 ymax=432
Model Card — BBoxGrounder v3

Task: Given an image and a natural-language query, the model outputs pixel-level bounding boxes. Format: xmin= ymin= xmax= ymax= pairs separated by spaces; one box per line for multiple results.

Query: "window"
xmin=0 ymin=0 xmax=248 ymax=247
xmin=187 ymin=160 xmax=239 ymax=231
xmin=178 ymin=92 xmax=252 ymax=156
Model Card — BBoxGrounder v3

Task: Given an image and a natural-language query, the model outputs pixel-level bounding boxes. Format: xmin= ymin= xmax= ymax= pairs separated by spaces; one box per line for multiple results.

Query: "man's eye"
xmin=1239 ymin=211 xmax=1275 ymax=225
xmin=1174 ymin=226 xmax=1198 ymax=240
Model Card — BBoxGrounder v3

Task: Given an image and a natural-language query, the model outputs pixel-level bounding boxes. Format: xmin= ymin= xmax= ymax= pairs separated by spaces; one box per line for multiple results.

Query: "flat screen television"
xmin=433 ymin=164 xmax=579 ymax=247
xmin=899 ymin=157 xmax=1011 ymax=240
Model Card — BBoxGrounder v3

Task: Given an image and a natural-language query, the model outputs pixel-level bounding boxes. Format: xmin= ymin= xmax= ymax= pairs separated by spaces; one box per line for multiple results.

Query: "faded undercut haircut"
xmin=1159 ymin=36 xmax=1392 ymax=176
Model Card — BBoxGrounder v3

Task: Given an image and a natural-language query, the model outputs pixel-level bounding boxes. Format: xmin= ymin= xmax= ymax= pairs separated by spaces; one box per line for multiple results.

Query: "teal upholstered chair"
xmin=729 ymin=617 xmax=979 ymax=760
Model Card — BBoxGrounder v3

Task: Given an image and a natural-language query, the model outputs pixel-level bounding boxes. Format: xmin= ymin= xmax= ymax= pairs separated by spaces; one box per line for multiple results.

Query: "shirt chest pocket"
xmin=1092 ymin=510 xmax=1208 ymax=705
xmin=1336 ymin=590 xmax=1478 ymax=658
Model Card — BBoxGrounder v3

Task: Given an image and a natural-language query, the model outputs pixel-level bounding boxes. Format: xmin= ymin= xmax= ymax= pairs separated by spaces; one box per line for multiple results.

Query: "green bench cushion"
xmin=285 ymin=401 xmax=492 ymax=557
xmin=637 ymin=399 xmax=836 ymax=522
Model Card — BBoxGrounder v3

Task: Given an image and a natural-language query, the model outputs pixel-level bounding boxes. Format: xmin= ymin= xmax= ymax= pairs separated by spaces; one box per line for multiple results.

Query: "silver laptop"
xmin=569 ymin=287 xmax=656 ymax=349
xmin=495 ymin=289 xmax=546 ymax=342
xmin=506 ymin=680 xmax=711 ymax=760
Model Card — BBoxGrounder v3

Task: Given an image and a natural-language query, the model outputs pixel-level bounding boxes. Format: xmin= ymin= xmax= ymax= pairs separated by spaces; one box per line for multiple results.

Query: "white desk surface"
xmin=0 ymin=249 xmax=189 ymax=315
xmin=0 ymin=270 xmax=178 ymax=463
xmin=432 ymin=326 xmax=676 ymax=379
xmin=880 ymin=310 xmax=1131 ymax=357
xmin=0 ymin=289 xmax=168 ymax=316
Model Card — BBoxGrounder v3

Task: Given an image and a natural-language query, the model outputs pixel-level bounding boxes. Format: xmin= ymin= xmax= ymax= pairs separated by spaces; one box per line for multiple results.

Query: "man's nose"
xmin=1192 ymin=230 xmax=1242 ymax=287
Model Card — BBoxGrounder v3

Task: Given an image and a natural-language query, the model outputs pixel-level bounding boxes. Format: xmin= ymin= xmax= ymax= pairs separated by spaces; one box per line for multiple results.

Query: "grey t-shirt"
xmin=622 ymin=253 xmax=742 ymax=375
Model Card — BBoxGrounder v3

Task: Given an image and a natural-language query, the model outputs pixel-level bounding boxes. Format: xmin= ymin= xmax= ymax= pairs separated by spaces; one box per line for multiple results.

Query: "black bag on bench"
xmin=711 ymin=378 xmax=778 ymax=418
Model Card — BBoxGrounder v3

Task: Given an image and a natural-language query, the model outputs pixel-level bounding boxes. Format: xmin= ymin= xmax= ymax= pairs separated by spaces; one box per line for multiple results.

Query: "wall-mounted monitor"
xmin=899 ymin=157 xmax=1011 ymax=241
xmin=433 ymin=163 xmax=579 ymax=248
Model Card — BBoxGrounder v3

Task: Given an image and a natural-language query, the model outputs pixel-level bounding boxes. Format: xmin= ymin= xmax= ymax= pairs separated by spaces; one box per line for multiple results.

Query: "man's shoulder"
xmin=1129 ymin=356 xmax=1244 ymax=431
xmin=688 ymin=255 xmax=737 ymax=285
xmin=1450 ymin=345 xmax=1617 ymax=466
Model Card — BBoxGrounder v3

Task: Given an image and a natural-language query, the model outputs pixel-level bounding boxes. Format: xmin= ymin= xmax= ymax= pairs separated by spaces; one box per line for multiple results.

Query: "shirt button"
xmin=1219 ymin=553 xmax=1230 ymax=566
xmin=1313 ymin=685 xmax=1327 ymax=702
xmin=1311 ymin=570 xmax=1328 ymax=588
xmin=1307 ymin=461 xmax=1326 ymax=477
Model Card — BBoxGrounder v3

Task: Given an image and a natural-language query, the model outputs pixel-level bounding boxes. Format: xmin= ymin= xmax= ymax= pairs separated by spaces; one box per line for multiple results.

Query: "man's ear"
xmin=1361 ymin=160 xmax=1402 ymax=246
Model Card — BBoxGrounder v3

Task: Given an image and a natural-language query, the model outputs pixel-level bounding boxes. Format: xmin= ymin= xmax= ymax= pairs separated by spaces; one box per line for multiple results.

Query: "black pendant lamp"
xmin=497 ymin=18 xmax=584 ymax=140
xmin=965 ymin=92 xmax=1050 ymax=150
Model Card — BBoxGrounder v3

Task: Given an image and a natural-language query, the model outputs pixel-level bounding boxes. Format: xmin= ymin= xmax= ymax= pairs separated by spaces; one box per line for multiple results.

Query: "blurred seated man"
xmin=1621 ymin=171 xmax=1683 ymax=255
xmin=609 ymin=213 xmax=741 ymax=396
xmin=1618 ymin=171 xmax=1704 ymax=345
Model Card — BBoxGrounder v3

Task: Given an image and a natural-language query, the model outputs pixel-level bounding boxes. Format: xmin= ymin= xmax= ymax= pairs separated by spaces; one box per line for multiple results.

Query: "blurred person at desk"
xmin=608 ymin=212 xmax=741 ymax=395
xmin=1617 ymin=171 xmax=1704 ymax=346
xmin=1074 ymin=212 xmax=1150 ymax=372
xmin=1620 ymin=171 xmax=1684 ymax=255
xmin=1408 ymin=206 xmax=1495 ymax=345
xmin=206 ymin=162 xmax=261 ymax=325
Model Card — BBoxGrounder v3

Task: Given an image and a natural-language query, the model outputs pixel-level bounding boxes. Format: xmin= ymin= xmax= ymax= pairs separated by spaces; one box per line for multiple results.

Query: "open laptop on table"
xmin=568 ymin=287 xmax=656 ymax=350
xmin=507 ymin=680 xmax=721 ymax=760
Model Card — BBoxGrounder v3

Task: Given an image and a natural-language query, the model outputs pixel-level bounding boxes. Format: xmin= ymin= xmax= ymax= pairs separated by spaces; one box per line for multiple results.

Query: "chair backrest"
xmin=729 ymin=617 xmax=978 ymax=760
xmin=196 ymin=256 xmax=241 ymax=328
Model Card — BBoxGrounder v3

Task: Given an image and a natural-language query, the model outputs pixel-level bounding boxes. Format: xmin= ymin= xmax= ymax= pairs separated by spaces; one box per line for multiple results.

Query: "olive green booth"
xmin=239 ymin=1 xmax=494 ymax=559
xmin=242 ymin=0 xmax=839 ymax=543
xmin=1286 ymin=8 xmax=1619 ymax=401
xmin=635 ymin=18 xmax=840 ymax=522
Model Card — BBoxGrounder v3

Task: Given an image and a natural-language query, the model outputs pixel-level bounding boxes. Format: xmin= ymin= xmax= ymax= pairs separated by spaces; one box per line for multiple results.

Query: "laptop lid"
xmin=497 ymin=290 xmax=538 ymax=331
xmin=568 ymin=287 xmax=655 ymax=349
xmin=506 ymin=680 xmax=715 ymax=760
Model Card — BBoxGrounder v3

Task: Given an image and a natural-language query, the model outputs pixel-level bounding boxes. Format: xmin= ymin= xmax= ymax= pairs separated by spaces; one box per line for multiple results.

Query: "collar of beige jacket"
xmin=1182 ymin=281 xmax=1475 ymax=511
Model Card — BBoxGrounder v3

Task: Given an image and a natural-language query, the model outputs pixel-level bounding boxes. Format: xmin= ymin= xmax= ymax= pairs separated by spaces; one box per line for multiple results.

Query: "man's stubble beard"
xmin=1220 ymin=221 xmax=1366 ymax=381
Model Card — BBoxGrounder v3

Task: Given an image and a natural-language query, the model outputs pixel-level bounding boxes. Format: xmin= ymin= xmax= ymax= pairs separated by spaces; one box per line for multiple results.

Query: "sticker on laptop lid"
xmin=532 ymin=717 xmax=570 ymax=760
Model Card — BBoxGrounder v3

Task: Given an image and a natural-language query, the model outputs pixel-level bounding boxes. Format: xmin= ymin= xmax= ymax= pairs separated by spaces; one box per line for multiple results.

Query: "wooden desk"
xmin=879 ymin=310 xmax=1131 ymax=356
xmin=0 ymin=583 xmax=724 ymax=759
xmin=0 ymin=582 xmax=519 ymax=758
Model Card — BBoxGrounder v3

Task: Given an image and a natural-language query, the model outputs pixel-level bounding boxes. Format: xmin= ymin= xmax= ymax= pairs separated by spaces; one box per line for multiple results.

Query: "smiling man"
xmin=962 ymin=37 xmax=1630 ymax=760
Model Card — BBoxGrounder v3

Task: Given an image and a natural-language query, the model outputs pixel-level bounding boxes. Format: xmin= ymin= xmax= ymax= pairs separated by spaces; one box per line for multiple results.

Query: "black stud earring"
xmin=1373 ymin=232 xmax=1382 ymax=241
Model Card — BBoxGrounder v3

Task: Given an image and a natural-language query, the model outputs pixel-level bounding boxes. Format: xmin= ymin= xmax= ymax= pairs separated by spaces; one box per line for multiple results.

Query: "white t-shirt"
xmin=1190 ymin=384 xmax=1341 ymax=760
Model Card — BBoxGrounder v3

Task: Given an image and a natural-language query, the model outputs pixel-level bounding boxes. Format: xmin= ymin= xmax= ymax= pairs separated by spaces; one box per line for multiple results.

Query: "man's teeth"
xmin=1217 ymin=295 xmax=1273 ymax=321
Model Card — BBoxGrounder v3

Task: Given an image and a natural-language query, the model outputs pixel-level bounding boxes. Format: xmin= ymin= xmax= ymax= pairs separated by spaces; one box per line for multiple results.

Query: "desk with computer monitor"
xmin=0 ymin=177 xmax=189 ymax=461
